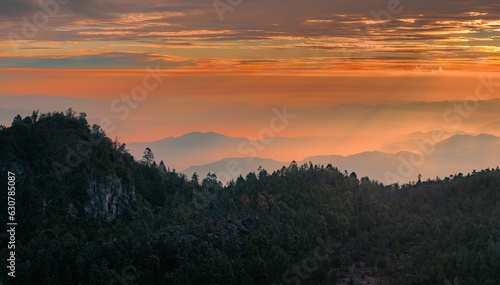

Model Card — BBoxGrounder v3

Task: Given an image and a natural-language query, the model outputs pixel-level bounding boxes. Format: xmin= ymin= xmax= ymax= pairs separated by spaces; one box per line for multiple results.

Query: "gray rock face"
xmin=84 ymin=176 xmax=136 ymax=222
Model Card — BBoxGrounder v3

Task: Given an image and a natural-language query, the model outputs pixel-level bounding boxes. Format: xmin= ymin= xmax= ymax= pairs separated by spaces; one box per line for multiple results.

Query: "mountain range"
xmin=127 ymin=132 xmax=342 ymax=170
xmin=128 ymin=132 xmax=500 ymax=185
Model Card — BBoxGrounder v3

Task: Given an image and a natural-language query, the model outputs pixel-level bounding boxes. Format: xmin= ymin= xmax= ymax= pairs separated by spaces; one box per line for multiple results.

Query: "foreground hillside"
xmin=0 ymin=111 xmax=499 ymax=285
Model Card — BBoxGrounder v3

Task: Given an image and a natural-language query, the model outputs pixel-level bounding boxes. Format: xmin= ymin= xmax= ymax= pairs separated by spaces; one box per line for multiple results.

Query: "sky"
xmin=0 ymin=0 xmax=499 ymax=157
xmin=1 ymin=0 xmax=499 ymax=71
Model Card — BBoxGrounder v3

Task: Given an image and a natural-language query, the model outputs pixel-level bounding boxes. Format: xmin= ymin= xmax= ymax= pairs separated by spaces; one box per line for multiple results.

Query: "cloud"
xmin=0 ymin=0 xmax=118 ymax=18
xmin=0 ymin=0 xmax=499 ymax=70
xmin=0 ymin=51 xmax=194 ymax=68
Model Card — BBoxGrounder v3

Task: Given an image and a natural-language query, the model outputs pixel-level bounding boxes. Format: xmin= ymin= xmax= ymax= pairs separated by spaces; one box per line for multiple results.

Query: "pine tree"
xmin=141 ymin=147 xmax=155 ymax=166
xmin=159 ymin=160 xmax=167 ymax=172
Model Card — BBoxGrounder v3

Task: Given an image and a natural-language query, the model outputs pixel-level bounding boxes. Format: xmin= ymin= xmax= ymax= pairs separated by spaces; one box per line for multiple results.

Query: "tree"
xmin=191 ymin=173 xmax=200 ymax=186
xmin=91 ymin=124 xmax=106 ymax=139
xmin=65 ymin=107 xmax=76 ymax=118
xmin=12 ymin=114 xmax=23 ymax=126
xmin=31 ymin=110 xmax=39 ymax=123
xmin=159 ymin=160 xmax=167 ymax=172
xmin=117 ymin=142 xmax=127 ymax=154
xmin=141 ymin=147 xmax=155 ymax=166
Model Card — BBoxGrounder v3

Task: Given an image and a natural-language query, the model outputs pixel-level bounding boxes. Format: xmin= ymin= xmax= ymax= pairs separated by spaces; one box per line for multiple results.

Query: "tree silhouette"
xmin=141 ymin=147 xmax=155 ymax=166
xmin=159 ymin=160 xmax=167 ymax=172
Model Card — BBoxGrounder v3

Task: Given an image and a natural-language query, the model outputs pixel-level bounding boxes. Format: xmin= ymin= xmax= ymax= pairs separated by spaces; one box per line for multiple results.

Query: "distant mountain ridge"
xmin=127 ymin=132 xmax=341 ymax=170
xmin=377 ymin=130 xmax=471 ymax=153
xmin=181 ymin=133 xmax=500 ymax=184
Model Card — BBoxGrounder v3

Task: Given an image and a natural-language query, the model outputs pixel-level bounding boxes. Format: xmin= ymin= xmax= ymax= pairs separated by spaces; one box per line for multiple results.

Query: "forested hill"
xmin=0 ymin=111 xmax=499 ymax=285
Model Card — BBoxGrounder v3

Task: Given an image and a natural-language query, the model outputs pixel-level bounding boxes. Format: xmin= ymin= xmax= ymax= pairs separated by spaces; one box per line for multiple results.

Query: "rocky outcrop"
xmin=84 ymin=176 xmax=136 ymax=222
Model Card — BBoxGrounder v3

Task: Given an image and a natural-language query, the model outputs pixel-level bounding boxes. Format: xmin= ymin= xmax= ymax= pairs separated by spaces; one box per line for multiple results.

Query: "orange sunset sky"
xmin=1 ymin=0 xmax=499 ymax=157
